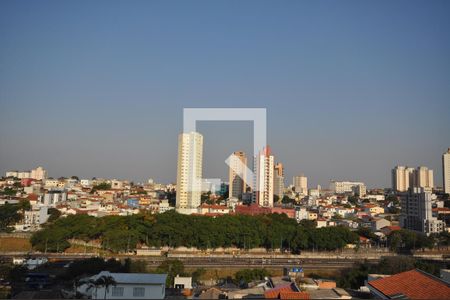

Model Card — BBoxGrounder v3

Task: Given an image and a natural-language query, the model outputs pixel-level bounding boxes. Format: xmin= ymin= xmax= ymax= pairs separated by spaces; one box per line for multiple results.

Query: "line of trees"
xmin=30 ymin=210 xmax=358 ymax=253
xmin=387 ymin=228 xmax=450 ymax=252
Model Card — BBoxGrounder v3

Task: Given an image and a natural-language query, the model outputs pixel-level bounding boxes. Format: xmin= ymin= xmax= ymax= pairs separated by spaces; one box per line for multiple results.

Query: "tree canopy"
xmin=0 ymin=201 xmax=30 ymax=232
xmin=30 ymin=210 xmax=359 ymax=253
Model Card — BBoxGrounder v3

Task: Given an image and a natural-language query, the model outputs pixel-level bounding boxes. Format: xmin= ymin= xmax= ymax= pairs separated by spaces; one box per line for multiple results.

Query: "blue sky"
xmin=1 ymin=0 xmax=449 ymax=188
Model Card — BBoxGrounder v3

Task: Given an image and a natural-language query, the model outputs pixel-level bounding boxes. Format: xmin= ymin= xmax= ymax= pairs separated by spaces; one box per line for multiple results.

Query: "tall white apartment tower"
xmin=392 ymin=166 xmax=415 ymax=192
xmin=392 ymin=166 xmax=433 ymax=192
xmin=176 ymin=132 xmax=203 ymax=213
xmin=31 ymin=166 xmax=47 ymax=181
xmin=228 ymin=151 xmax=247 ymax=200
xmin=293 ymin=175 xmax=308 ymax=196
xmin=273 ymin=163 xmax=285 ymax=200
xmin=415 ymin=166 xmax=434 ymax=189
xmin=443 ymin=148 xmax=450 ymax=194
xmin=253 ymin=146 xmax=274 ymax=207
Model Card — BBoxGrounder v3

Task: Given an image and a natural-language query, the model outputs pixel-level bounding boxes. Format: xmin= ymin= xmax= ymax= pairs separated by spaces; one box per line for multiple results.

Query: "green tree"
xmin=281 ymin=195 xmax=295 ymax=204
xmin=91 ymin=182 xmax=112 ymax=193
xmin=47 ymin=208 xmax=61 ymax=222
xmin=1 ymin=187 xmax=17 ymax=196
xmin=156 ymin=260 xmax=185 ymax=286
xmin=389 ymin=232 xmax=402 ymax=251
xmin=234 ymin=268 xmax=270 ymax=287
xmin=357 ymin=227 xmax=377 ymax=240
xmin=191 ymin=268 xmax=206 ymax=285
xmin=0 ymin=203 xmax=22 ymax=232
xmin=347 ymin=195 xmax=358 ymax=205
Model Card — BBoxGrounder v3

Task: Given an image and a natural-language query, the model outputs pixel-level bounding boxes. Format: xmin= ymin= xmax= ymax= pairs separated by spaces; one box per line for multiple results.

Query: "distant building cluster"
xmin=392 ymin=165 xmax=434 ymax=192
xmin=1 ymin=132 xmax=449 ymax=239
xmin=0 ymin=166 xmax=177 ymax=231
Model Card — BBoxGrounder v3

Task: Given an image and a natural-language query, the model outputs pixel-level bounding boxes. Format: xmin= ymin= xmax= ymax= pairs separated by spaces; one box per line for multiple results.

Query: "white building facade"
xmin=273 ymin=162 xmax=285 ymax=200
xmin=400 ymin=187 xmax=445 ymax=235
xmin=228 ymin=151 xmax=247 ymax=200
xmin=82 ymin=272 xmax=167 ymax=300
xmin=293 ymin=175 xmax=308 ymax=196
xmin=331 ymin=181 xmax=366 ymax=196
xmin=253 ymin=146 xmax=274 ymax=207
xmin=176 ymin=132 xmax=203 ymax=213
xmin=443 ymin=148 xmax=450 ymax=194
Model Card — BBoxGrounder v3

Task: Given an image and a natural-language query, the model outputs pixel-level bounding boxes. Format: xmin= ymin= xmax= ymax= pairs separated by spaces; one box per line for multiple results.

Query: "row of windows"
xmin=111 ymin=286 xmax=145 ymax=297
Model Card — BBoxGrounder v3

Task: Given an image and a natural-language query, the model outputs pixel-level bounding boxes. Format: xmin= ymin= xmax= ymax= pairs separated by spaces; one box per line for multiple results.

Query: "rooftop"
xmin=367 ymin=269 xmax=450 ymax=299
xmin=92 ymin=271 xmax=167 ymax=285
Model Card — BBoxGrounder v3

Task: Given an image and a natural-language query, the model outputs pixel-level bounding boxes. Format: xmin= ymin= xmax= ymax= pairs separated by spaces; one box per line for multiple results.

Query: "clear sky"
xmin=1 ymin=0 xmax=449 ymax=188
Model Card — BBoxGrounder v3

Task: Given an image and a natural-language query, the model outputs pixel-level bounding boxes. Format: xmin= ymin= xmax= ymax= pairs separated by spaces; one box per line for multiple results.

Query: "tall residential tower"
xmin=392 ymin=166 xmax=434 ymax=192
xmin=392 ymin=166 xmax=415 ymax=192
xmin=293 ymin=175 xmax=308 ymax=196
xmin=253 ymin=146 xmax=274 ymax=207
xmin=443 ymin=148 xmax=450 ymax=194
xmin=273 ymin=162 xmax=285 ymax=200
xmin=228 ymin=151 xmax=247 ymax=200
xmin=176 ymin=132 xmax=203 ymax=214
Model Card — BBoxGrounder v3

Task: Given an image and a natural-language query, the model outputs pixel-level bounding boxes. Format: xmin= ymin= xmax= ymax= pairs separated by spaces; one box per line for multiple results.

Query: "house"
xmin=433 ymin=207 xmax=450 ymax=218
xmin=316 ymin=218 xmax=328 ymax=228
xmin=278 ymin=291 xmax=310 ymax=299
xmin=174 ymin=275 xmax=192 ymax=289
xmin=371 ymin=218 xmax=391 ymax=231
xmin=271 ymin=207 xmax=296 ymax=218
xmin=308 ymin=212 xmax=318 ymax=220
xmin=366 ymin=269 xmax=450 ymax=299
xmin=364 ymin=204 xmax=384 ymax=216
xmin=295 ymin=207 xmax=308 ymax=221
xmin=81 ymin=271 xmax=167 ymax=300
xmin=198 ymin=204 xmax=230 ymax=215
xmin=235 ymin=204 xmax=271 ymax=216
xmin=379 ymin=225 xmax=401 ymax=236
xmin=335 ymin=207 xmax=354 ymax=218
xmin=264 ymin=282 xmax=300 ymax=299
xmin=308 ymin=288 xmax=351 ymax=299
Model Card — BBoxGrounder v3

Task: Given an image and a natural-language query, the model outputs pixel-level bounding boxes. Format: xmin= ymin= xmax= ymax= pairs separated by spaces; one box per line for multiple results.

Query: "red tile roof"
xmin=433 ymin=207 xmax=450 ymax=213
xmin=359 ymin=236 xmax=369 ymax=242
xmin=368 ymin=269 xmax=450 ymax=299
xmin=383 ymin=225 xmax=401 ymax=230
xmin=279 ymin=291 xmax=310 ymax=299
xmin=27 ymin=194 xmax=38 ymax=201
xmin=264 ymin=283 xmax=297 ymax=299
xmin=200 ymin=204 xmax=229 ymax=210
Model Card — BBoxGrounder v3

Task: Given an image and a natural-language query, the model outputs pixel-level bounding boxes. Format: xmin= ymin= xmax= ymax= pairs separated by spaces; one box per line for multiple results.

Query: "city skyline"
xmin=1 ymin=1 xmax=450 ymax=298
xmin=1 ymin=134 xmax=449 ymax=190
xmin=1 ymin=1 xmax=449 ymax=187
